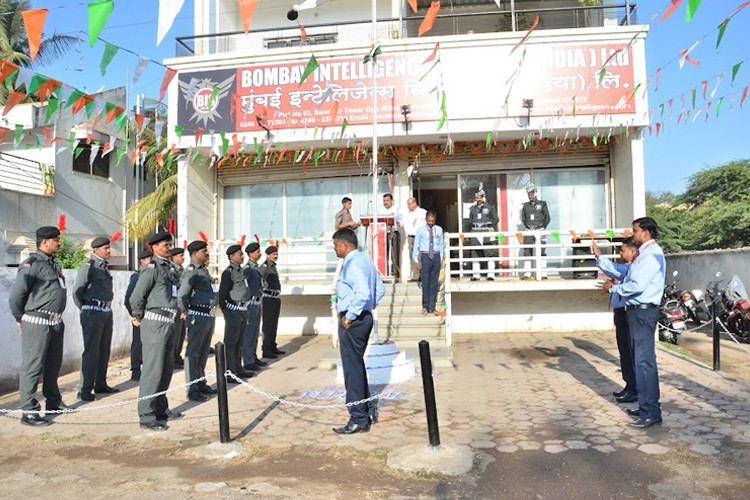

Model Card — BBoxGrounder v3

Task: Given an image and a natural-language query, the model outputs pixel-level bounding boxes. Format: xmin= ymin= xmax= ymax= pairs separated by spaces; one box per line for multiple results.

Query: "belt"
xmin=82 ymin=305 xmax=112 ymax=313
xmin=84 ymin=299 xmax=111 ymax=308
xmin=472 ymin=226 xmax=493 ymax=231
xmin=339 ymin=310 xmax=372 ymax=320
xmin=613 ymin=307 xmax=625 ymax=313
xmin=188 ymin=308 xmax=215 ymax=317
xmin=22 ymin=310 xmax=63 ymax=325
xmin=624 ymin=303 xmax=658 ymax=312
xmin=144 ymin=308 xmax=178 ymax=322
xmin=263 ymin=289 xmax=281 ymax=298
xmin=225 ymin=302 xmax=248 ymax=312
xmin=189 ymin=304 xmax=215 ymax=313
xmin=248 ymin=297 xmax=262 ymax=306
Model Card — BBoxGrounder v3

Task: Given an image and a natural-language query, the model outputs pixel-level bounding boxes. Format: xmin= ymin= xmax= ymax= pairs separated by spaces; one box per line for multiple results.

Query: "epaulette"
xmin=187 ymin=263 xmax=196 ymax=271
xmin=146 ymin=261 xmax=157 ymax=268
xmin=21 ymin=254 xmax=38 ymax=268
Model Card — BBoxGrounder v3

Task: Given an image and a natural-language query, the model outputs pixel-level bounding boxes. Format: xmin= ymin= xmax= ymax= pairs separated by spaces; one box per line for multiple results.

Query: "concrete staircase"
xmin=318 ymin=281 xmax=454 ymax=369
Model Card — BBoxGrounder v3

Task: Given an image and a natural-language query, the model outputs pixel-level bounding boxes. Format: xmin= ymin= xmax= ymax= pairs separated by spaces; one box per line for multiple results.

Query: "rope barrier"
xmin=715 ymin=317 xmax=750 ymax=357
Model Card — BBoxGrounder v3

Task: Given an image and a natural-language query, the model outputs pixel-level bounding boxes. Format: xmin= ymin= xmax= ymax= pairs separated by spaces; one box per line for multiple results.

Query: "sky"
xmin=27 ymin=1 xmax=750 ymax=195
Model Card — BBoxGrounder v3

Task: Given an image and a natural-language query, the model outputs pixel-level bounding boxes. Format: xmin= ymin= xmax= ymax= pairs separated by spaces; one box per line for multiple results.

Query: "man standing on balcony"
xmin=332 ymin=228 xmax=385 ymax=435
xmin=9 ymin=226 xmax=69 ymax=426
xmin=521 ymin=183 xmax=551 ymax=280
xmin=403 ymin=197 xmax=427 ymax=282
xmin=74 ymin=236 xmax=117 ymax=402
xmin=334 ymin=197 xmax=360 ymax=230
xmin=601 ymin=217 xmax=666 ymax=429
xmin=218 ymin=244 xmax=255 ymax=382
xmin=466 ymin=188 xmax=499 ymax=281
xmin=169 ymin=247 xmax=187 ymax=368
xmin=381 ymin=193 xmax=403 ymax=280
xmin=129 ymin=232 xmax=184 ymax=431
xmin=413 ymin=210 xmax=444 ymax=316
xmin=178 ymin=240 xmax=218 ymax=402
xmin=261 ymin=245 xmax=285 ymax=359
xmin=242 ymin=242 xmax=266 ymax=372
xmin=125 ymin=249 xmax=153 ymax=382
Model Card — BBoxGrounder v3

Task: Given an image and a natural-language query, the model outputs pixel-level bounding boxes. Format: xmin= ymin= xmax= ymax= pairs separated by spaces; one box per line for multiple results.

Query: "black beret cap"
xmin=265 ymin=245 xmax=278 ymax=254
xmin=245 ymin=242 xmax=260 ymax=253
xmin=138 ymin=249 xmax=153 ymax=260
xmin=36 ymin=226 xmax=61 ymax=239
xmin=187 ymin=240 xmax=207 ymax=253
xmin=91 ymin=236 xmax=110 ymax=248
xmin=169 ymin=247 xmax=185 ymax=256
xmin=226 ymin=244 xmax=242 ymax=256
xmin=148 ymin=231 xmax=172 ymax=245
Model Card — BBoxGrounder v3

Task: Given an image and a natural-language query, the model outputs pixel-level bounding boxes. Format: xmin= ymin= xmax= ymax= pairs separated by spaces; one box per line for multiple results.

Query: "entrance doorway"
xmin=415 ymin=175 xmax=459 ymax=232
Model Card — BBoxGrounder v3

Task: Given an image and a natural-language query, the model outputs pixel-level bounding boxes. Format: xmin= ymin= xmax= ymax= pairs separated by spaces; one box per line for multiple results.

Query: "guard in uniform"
xmin=242 ymin=242 xmax=266 ymax=371
xmin=260 ymin=246 xmax=285 ymax=359
xmin=218 ymin=244 xmax=255 ymax=381
xmin=521 ymin=183 xmax=551 ymax=280
xmin=73 ymin=236 xmax=117 ymax=401
xmin=9 ymin=226 xmax=69 ymax=426
xmin=128 ymin=232 xmax=183 ymax=431
xmin=124 ymin=249 xmax=153 ymax=381
xmin=465 ymin=188 xmax=499 ymax=280
xmin=169 ymin=247 xmax=187 ymax=368
xmin=177 ymin=240 xmax=219 ymax=402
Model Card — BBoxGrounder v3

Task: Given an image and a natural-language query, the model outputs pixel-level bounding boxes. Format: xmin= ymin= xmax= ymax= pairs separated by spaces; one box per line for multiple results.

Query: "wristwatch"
xmin=342 ymin=317 xmax=352 ymax=326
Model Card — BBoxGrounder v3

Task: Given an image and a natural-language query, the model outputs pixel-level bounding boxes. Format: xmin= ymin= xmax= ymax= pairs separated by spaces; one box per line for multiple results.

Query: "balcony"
xmin=175 ymin=2 xmax=638 ymax=58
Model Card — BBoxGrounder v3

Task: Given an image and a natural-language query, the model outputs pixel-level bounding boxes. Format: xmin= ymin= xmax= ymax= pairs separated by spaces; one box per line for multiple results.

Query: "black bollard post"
xmin=418 ymin=340 xmax=441 ymax=447
xmin=711 ymin=299 xmax=720 ymax=371
xmin=214 ymin=341 xmax=230 ymax=443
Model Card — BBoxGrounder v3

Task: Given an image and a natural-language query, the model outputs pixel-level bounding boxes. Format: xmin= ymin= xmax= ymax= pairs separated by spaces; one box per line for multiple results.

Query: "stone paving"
xmin=3 ymin=330 xmax=750 ymax=461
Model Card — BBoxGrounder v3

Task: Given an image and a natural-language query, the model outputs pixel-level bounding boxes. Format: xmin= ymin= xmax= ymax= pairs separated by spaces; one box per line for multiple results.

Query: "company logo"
xmin=179 ymin=75 xmax=234 ymax=126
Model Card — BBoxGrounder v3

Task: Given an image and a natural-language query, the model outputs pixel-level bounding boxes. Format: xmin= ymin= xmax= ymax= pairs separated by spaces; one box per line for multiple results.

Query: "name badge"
xmin=211 ymin=284 xmax=219 ymax=293
xmin=172 ymin=285 xmax=178 ymax=297
xmin=530 ymin=214 xmax=535 ymax=220
xmin=58 ymin=277 xmax=66 ymax=289
xmin=244 ymin=279 xmax=249 ymax=288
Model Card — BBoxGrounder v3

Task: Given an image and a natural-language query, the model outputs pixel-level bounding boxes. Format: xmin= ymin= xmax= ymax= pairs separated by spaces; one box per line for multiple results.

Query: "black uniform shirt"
xmin=9 ymin=250 xmax=67 ymax=320
xmin=124 ymin=271 xmax=140 ymax=316
xmin=522 ymin=199 xmax=551 ymax=230
xmin=177 ymin=260 xmax=217 ymax=313
xmin=260 ymin=260 xmax=281 ymax=292
xmin=218 ymin=262 xmax=250 ymax=308
xmin=73 ymin=254 xmax=114 ymax=309
xmin=129 ymin=255 xmax=178 ymax=320
xmin=467 ymin=202 xmax=499 ymax=231
xmin=243 ymin=260 xmax=263 ymax=298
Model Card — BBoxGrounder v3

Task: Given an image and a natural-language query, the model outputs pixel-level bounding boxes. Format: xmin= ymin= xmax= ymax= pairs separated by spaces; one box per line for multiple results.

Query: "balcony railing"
xmin=175 ymin=3 xmax=637 ymax=57
xmin=0 ymin=152 xmax=54 ymax=196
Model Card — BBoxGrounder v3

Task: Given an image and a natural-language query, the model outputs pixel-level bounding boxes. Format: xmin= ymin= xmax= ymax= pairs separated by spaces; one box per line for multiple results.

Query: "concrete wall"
xmin=665 ymin=248 xmax=750 ymax=296
xmin=178 ymin=157 xmax=216 ymax=244
xmin=0 ymin=188 xmax=56 ymax=263
xmin=0 ymin=268 xmax=135 ymax=393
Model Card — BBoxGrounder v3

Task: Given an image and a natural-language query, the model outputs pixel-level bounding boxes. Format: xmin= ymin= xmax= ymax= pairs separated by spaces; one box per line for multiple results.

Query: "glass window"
xmin=459 ymin=174 xmax=498 ymax=232
xmin=287 ymin=179 xmax=348 ymax=238
xmin=223 ymin=183 xmax=283 ymax=240
xmin=73 ymin=144 xmax=110 ymax=179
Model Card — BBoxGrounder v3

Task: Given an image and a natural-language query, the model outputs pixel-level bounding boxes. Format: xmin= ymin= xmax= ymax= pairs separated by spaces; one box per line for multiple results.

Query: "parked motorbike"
xmin=659 ymin=271 xmax=688 ymax=344
xmin=707 ymin=273 xmax=750 ymax=341
xmin=672 ymin=272 xmax=711 ymax=325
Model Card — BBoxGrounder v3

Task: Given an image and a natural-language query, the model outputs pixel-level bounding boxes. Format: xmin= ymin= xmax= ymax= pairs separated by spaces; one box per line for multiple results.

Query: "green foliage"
xmin=647 ymin=160 xmax=750 ymax=252
xmin=56 ymin=233 xmax=89 ymax=270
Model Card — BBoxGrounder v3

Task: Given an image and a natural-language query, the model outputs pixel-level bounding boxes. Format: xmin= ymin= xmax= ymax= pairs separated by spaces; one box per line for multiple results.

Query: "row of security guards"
xmin=8 ymin=227 xmax=285 ymax=431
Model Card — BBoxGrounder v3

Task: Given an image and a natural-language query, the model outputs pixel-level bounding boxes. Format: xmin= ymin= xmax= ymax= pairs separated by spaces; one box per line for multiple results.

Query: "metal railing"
xmin=0 ymin=152 xmax=54 ymax=196
xmin=175 ymin=3 xmax=637 ymax=57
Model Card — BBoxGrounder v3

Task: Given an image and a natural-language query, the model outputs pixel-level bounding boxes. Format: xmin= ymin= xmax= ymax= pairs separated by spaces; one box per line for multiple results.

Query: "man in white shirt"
xmin=403 ymin=197 xmax=427 ymax=281
xmin=381 ymin=193 xmax=403 ymax=280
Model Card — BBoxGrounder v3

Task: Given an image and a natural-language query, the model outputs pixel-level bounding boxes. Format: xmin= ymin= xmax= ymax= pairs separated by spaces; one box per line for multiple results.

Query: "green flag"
xmin=551 ymin=231 xmax=560 ymax=243
xmin=100 ymin=42 xmax=118 ymax=75
xmin=14 ymin=124 xmax=23 ymax=145
xmin=691 ymin=87 xmax=696 ymax=109
xmin=299 ymin=55 xmax=319 ymax=86
xmin=716 ymin=96 xmax=723 ymax=117
xmin=732 ymin=62 xmax=743 ymax=85
xmin=485 ymin=132 xmax=492 ymax=149
xmin=115 ymin=113 xmax=128 ymax=132
xmin=28 ymin=73 xmax=48 ymax=94
xmin=340 ymin=117 xmax=348 ymax=138
xmin=436 ymin=91 xmax=447 ymax=131
xmin=496 ymin=233 xmax=505 ymax=244
xmin=686 ymin=0 xmax=702 ymax=22
xmin=74 ymin=146 xmax=85 ymax=159
xmin=88 ymin=0 xmax=115 ymax=47
xmin=606 ymin=229 xmax=615 ymax=240
xmin=716 ymin=19 xmax=729 ymax=50
xmin=115 ymin=147 xmax=127 ymax=166
xmin=220 ymin=131 xmax=229 ymax=156
xmin=45 ymin=98 xmax=59 ymax=123
xmin=314 ymin=150 xmax=325 ymax=167
xmin=175 ymin=125 xmax=184 ymax=138
xmin=363 ymin=45 xmax=381 ymax=63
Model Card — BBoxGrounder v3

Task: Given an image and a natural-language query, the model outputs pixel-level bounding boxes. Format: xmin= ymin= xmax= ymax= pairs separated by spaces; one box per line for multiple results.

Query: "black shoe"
xmin=21 ymin=414 xmax=51 ymax=426
xmin=244 ymin=364 xmax=260 ymax=372
xmin=188 ymin=393 xmax=209 ymax=402
xmin=94 ymin=385 xmax=120 ymax=394
xmin=227 ymin=377 xmax=243 ymax=384
xmin=333 ymin=422 xmax=370 ymax=435
xmin=486 ymin=276 xmax=495 ymax=281
xmin=369 ymin=411 xmax=379 ymax=425
xmin=131 ymin=371 xmax=141 ymax=381
xmin=157 ymin=410 xmax=184 ymax=421
xmin=470 ymin=277 xmax=480 ymax=282
xmin=77 ymin=391 xmax=96 ymax=402
xmin=613 ymin=388 xmax=628 ymax=398
xmin=140 ymin=421 xmax=168 ymax=431
xmin=616 ymin=393 xmax=638 ymax=404
xmin=629 ymin=417 xmax=662 ymax=429
xmin=262 ymin=352 xmax=278 ymax=359
xmin=174 ymin=358 xmax=184 ymax=367
xmin=46 ymin=402 xmax=72 ymax=412
xmin=199 ymin=386 xmax=218 ymax=395
xmin=209 ymin=347 xmax=216 ymax=355
xmin=254 ymin=359 xmax=268 ymax=367
xmin=626 ymin=408 xmax=640 ymax=417
xmin=237 ymin=370 xmax=256 ymax=379
xmin=271 ymin=348 xmax=286 ymax=355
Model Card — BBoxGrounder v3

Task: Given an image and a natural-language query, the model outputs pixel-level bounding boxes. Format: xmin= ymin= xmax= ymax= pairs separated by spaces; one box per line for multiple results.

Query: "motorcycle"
xmin=672 ymin=272 xmax=711 ymax=325
xmin=707 ymin=273 xmax=750 ymax=341
xmin=658 ymin=270 xmax=688 ymax=344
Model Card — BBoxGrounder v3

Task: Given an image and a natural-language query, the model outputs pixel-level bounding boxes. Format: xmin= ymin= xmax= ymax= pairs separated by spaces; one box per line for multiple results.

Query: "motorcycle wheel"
xmin=687 ymin=307 xmax=701 ymax=326
xmin=670 ymin=334 xmax=680 ymax=345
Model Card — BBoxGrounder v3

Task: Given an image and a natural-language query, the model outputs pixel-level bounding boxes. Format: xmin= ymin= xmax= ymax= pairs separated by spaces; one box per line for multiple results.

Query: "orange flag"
xmin=510 ymin=15 xmax=539 ymax=54
xmin=588 ymin=229 xmax=596 ymax=240
xmin=71 ymin=94 xmax=94 ymax=115
xmin=298 ymin=22 xmax=307 ymax=47
xmin=0 ymin=60 xmax=19 ymax=83
xmin=569 ymin=230 xmax=578 ymax=241
xmin=407 ymin=0 xmax=418 ymax=13
xmin=0 ymin=127 xmax=11 ymax=142
xmin=418 ymin=2 xmax=440 ymax=36
xmin=42 ymin=127 xmax=53 ymax=146
xmin=329 ymin=101 xmax=339 ymax=121
xmin=516 ymin=232 xmax=524 ymax=244
xmin=37 ymin=78 xmax=61 ymax=103
xmin=159 ymin=68 xmax=177 ymax=102
xmin=22 ymin=9 xmax=48 ymax=61
xmin=3 ymin=91 xmax=26 ymax=116
xmin=238 ymin=0 xmax=257 ymax=33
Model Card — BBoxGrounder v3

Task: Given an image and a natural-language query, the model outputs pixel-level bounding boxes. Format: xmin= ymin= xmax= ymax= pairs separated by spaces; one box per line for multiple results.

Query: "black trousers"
xmin=223 ymin=308 xmax=247 ymax=375
xmin=79 ymin=309 xmax=113 ymax=392
xmin=338 ymin=311 xmax=374 ymax=425
xmin=614 ymin=309 xmax=636 ymax=395
xmin=173 ymin=317 xmax=186 ymax=362
xmin=138 ymin=318 xmax=175 ymax=423
xmin=20 ymin=321 xmax=64 ymax=411
xmin=130 ymin=324 xmax=142 ymax=373
xmin=420 ymin=253 xmax=440 ymax=311
xmin=628 ymin=307 xmax=661 ymax=421
xmin=185 ymin=314 xmax=215 ymax=397
xmin=262 ymin=297 xmax=281 ymax=353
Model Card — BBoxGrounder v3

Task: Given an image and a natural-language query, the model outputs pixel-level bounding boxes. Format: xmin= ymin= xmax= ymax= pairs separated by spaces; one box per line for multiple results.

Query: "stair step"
xmin=318 ymin=344 xmax=454 ymax=370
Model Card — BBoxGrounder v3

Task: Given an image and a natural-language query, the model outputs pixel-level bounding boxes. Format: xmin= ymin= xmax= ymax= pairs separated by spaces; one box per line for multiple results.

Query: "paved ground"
xmin=1 ymin=329 xmax=750 ymax=498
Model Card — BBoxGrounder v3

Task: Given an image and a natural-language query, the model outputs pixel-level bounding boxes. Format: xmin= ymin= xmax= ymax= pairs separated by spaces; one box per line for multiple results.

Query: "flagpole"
xmin=371 ymin=0 xmax=380 ymax=342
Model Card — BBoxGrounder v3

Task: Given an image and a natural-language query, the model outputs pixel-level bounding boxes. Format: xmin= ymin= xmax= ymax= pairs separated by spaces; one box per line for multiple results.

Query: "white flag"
xmin=157 ymin=0 xmax=186 ymax=47
xmin=133 ymin=56 xmax=150 ymax=84
xmin=293 ymin=0 xmax=317 ymax=11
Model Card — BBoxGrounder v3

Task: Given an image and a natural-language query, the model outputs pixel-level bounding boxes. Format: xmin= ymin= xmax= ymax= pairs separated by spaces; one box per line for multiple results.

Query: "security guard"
xmin=9 ymin=226 xmax=69 ymax=426
xmin=521 ymin=183 xmax=551 ymax=280
xmin=465 ymin=188 xmax=499 ymax=280
xmin=169 ymin=247 xmax=186 ymax=367
xmin=124 ymin=249 xmax=153 ymax=381
xmin=242 ymin=242 xmax=266 ymax=371
xmin=178 ymin=240 xmax=219 ymax=402
xmin=218 ymin=244 xmax=255 ymax=381
xmin=260 ymin=245 xmax=285 ymax=359
xmin=129 ymin=232 xmax=183 ymax=431
xmin=74 ymin=236 xmax=117 ymax=401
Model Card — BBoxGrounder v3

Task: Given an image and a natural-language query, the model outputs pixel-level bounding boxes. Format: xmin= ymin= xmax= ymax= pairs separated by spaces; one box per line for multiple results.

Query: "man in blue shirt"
xmin=601 ymin=218 xmax=666 ymax=429
xmin=333 ymin=228 xmax=386 ymax=435
xmin=413 ymin=210 xmax=444 ymax=315
xmin=593 ymin=237 xmax=639 ymax=402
